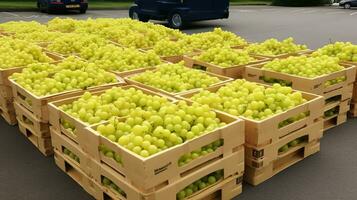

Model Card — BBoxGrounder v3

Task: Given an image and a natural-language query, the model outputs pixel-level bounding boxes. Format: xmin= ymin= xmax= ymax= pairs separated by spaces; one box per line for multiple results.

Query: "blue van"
xmin=37 ymin=0 xmax=88 ymax=13
xmin=129 ymin=0 xmax=229 ymax=29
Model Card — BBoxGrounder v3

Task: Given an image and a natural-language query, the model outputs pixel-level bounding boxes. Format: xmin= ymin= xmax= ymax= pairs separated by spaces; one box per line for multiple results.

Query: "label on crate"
xmin=252 ymin=149 xmax=264 ymax=159
xmin=154 ymin=162 xmax=172 ymax=175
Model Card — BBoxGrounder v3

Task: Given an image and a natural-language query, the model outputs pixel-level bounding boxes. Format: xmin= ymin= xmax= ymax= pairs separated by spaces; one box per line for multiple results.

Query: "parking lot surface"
xmin=1 ymin=6 xmax=357 ymax=200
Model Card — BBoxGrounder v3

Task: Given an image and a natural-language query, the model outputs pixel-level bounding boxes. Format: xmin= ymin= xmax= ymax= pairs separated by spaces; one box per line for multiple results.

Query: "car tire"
xmin=130 ymin=10 xmax=149 ymax=22
xmin=168 ymin=13 xmax=184 ymax=29
xmin=80 ymin=9 xmax=86 ymax=14
xmin=344 ymin=3 xmax=351 ymax=9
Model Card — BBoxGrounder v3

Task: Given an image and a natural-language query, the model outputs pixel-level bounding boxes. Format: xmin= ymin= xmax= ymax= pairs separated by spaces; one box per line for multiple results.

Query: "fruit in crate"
xmin=47 ymin=33 xmax=107 ymax=55
xmin=262 ymin=55 xmax=346 ymax=86
xmin=10 ymin=56 xmax=117 ymax=96
xmin=80 ymin=44 xmax=162 ymax=71
xmin=152 ymin=39 xmax=193 ymax=57
xmin=47 ymin=17 xmax=82 ymax=33
xmin=191 ymin=79 xmax=307 ymax=120
xmin=194 ymin=47 xmax=256 ymax=67
xmin=63 ymin=147 xmax=80 ymax=163
xmin=102 ymin=176 xmax=126 ymax=197
xmin=130 ymin=63 xmax=220 ymax=93
xmin=98 ymin=20 xmax=185 ymax=49
xmin=178 ymin=139 xmax=223 ymax=166
xmin=0 ymin=21 xmax=47 ymax=34
xmin=182 ymin=28 xmax=247 ymax=50
xmin=244 ymin=37 xmax=307 ymax=56
xmin=177 ymin=170 xmax=223 ymax=200
xmin=15 ymin=31 xmax=65 ymax=43
xmin=59 ymin=87 xmax=171 ymax=125
xmin=312 ymin=42 xmax=357 ymax=62
xmin=96 ymin=101 xmax=226 ymax=158
xmin=0 ymin=38 xmax=54 ymax=69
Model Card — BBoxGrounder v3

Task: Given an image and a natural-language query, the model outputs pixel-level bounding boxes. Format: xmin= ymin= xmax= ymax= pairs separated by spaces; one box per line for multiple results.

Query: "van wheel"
xmin=130 ymin=11 xmax=149 ymax=22
xmin=168 ymin=13 xmax=184 ymax=29
xmin=80 ymin=8 xmax=86 ymax=14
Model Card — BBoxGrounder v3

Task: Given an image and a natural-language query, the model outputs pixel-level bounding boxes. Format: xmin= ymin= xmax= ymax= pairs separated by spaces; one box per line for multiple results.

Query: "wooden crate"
xmin=183 ymin=54 xmax=270 ymax=79
xmin=10 ymin=80 xmax=125 ymax=123
xmin=244 ymin=62 xmax=356 ymax=96
xmin=51 ymin=127 xmax=97 ymax=179
xmin=180 ymin=82 xmax=324 ymax=147
xmin=245 ymin=120 xmax=323 ymax=169
xmin=48 ymin=85 xmax=176 ymax=146
xmin=14 ymin=101 xmax=50 ymax=138
xmin=0 ymin=84 xmax=13 ymax=100
xmin=349 ymin=102 xmax=357 ymax=117
xmin=18 ymin=119 xmax=53 ymax=156
xmin=247 ymin=49 xmax=313 ymax=59
xmin=244 ymin=139 xmax=320 ymax=186
xmin=54 ymin=150 xmax=105 ymax=200
xmin=324 ymin=113 xmax=348 ymax=132
xmin=0 ymin=104 xmax=16 ymax=125
xmin=81 ymin=110 xmax=245 ymax=191
xmin=352 ymin=82 xmax=357 ymax=102
xmin=124 ymin=68 xmax=233 ymax=97
xmin=91 ymin=148 xmax=244 ymax=199
xmin=55 ymin=149 xmax=243 ymax=200
xmin=161 ymin=55 xmax=184 ymax=63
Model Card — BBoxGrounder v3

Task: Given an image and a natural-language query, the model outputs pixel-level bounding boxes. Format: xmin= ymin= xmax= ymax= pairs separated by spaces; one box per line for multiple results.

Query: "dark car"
xmin=37 ymin=0 xmax=88 ymax=13
xmin=339 ymin=0 xmax=357 ymax=8
xmin=129 ymin=0 xmax=229 ymax=29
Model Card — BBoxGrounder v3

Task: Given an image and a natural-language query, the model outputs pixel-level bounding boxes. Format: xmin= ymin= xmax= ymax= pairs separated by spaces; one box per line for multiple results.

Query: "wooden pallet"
xmin=18 ymin=119 xmax=53 ymax=156
xmin=245 ymin=120 xmax=323 ymax=169
xmin=82 ymin=110 xmax=245 ymax=191
xmin=54 ymin=150 xmax=243 ymax=200
xmin=324 ymin=113 xmax=348 ymax=131
xmin=14 ymin=101 xmax=50 ymax=138
xmin=0 ymin=84 xmax=13 ymax=100
xmin=51 ymin=127 xmax=96 ymax=178
xmin=245 ymin=139 xmax=320 ymax=186
xmin=10 ymin=79 xmax=125 ymax=123
xmin=91 ymin=148 xmax=244 ymax=199
xmin=244 ymin=62 xmax=356 ymax=97
xmin=183 ymin=54 xmax=270 ymax=79
xmin=349 ymin=102 xmax=357 ymax=117
xmin=0 ymin=105 xmax=17 ymax=125
xmin=180 ymin=82 xmax=324 ymax=147
xmin=48 ymin=85 xmax=176 ymax=146
xmin=124 ymin=67 xmax=233 ymax=97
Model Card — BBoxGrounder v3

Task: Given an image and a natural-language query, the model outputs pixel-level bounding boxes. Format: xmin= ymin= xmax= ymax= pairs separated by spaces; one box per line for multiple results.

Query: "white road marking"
xmin=238 ymin=10 xmax=256 ymax=13
xmin=24 ymin=15 xmax=39 ymax=19
xmin=1 ymin=12 xmax=20 ymax=17
xmin=350 ymin=12 xmax=357 ymax=16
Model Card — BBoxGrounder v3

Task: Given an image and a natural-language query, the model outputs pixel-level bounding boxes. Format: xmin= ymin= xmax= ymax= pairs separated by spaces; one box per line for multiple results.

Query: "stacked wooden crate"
xmin=48 ymin=84 xmax=245 ymax=200
xmin=179 ymin=82 xmax=324 ymax=185
xmin=244 ymin=62 xmax=356 ymax=131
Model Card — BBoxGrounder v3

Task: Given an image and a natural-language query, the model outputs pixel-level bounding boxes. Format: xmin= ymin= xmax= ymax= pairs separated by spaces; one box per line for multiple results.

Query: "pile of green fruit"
xmin=194 ymin=47 xmax=256 ymax=68
xmin=262 ymin=55 xmax=346 ymax=86
xmin=244 ymin=38 xmax=307 ymax=56
xmin=191 ymin=79 xmax=307 ymax=120
xmin=59 ymin=87 xmax=171 ymax=126
xmin=130 ymin=63 xmax=221 ymax=93
xmin=96 ymin=101 xmax=226 ymax=158
xmin=80 ymin=44 xmax=162 ymax=72
xmin=312 ymin=42 xmax=357 ymax=62
xmin=177 ymin=170 xmax=223 ymax=200
xmin=0 ymin=37 xmax=54 ymax=69
xmin=11 ymin=56 xmax=117 ymax=96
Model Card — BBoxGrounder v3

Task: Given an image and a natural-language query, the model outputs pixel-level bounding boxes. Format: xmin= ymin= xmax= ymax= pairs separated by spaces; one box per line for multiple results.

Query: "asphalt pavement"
xmin=1 ymin=6 xmax=357 ymax=200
